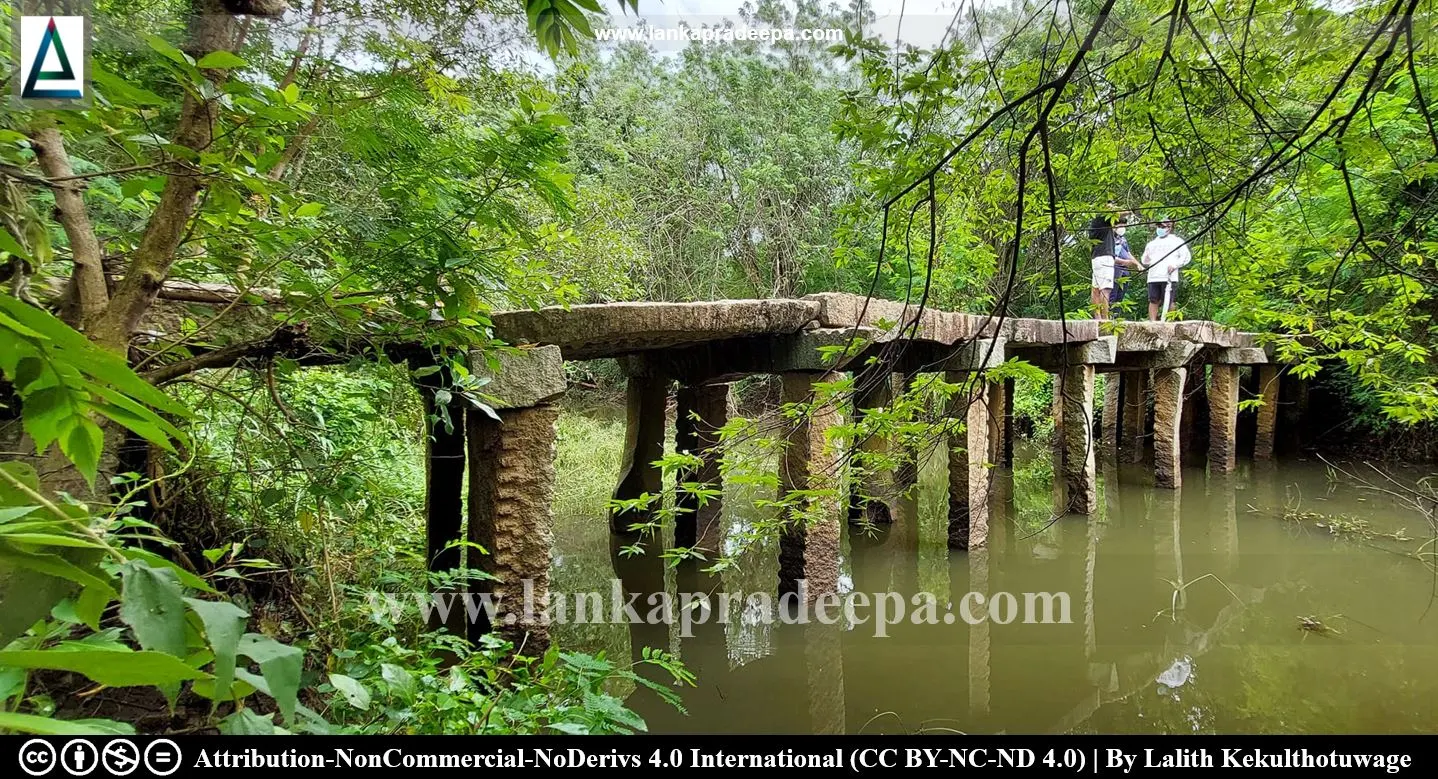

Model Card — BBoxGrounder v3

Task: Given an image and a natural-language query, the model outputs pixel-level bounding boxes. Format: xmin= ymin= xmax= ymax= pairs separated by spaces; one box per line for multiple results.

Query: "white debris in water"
xmin=1156 ymin=656 xmax=1193 ymax=692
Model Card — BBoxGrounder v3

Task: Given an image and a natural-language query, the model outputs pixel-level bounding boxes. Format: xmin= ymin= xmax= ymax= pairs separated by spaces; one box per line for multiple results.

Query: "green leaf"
xmin=380 ymin=662 xmax=415 ymax=702
xmin=0 ymin=649 xmax=210 ymax=687
xmin=238 ymin=634 xmax=302 ymax=723
xmin=119 ymin=560 xmax=187 ymax=657
xmin=196 ymin=51 xmax=248 ymax=70
xmin=74 ymin=583 xmax=113 ymax=631
xmin=327 ymin=673 xmax=371 ymax=710
xmin=59 ymin=419 xmax=104 ymax=487
xmin=0 ymin=506 xmax=38 ymax=523
xmin=0 ymin=712 xmax=136 ymax=736
xmin=0 ymin=296 xmax=186 ymax=418
xmin=0 ymin=543 xmax=116 ymax=603
xmin=123 ymin=548 xmax=217 ymax=593
xmin=0 ymin=227 xmax=29 ymax=259
xmin=0 ymin=462 xmax=40 ymax=506
xmin=145 ymin=34 xmax=192 ymax=67
xmin=183 ymin=598 xmax=248 ymax=702
xmin=0 ymin=532 xmax=104 ymax=549
xmin=294 ymin=202 xmax=324 ymax=218
xmin=219 ymin=708 xmax=280 ymax=735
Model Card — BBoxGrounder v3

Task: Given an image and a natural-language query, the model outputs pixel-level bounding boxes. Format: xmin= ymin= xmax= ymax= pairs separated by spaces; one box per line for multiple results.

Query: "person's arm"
xmin=1170 ymin=243 xmax=1192 ymax=278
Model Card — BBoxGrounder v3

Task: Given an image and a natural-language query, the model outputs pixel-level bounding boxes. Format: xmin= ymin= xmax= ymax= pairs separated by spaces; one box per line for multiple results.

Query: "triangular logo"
xmin=22 ymin=17 xmax=83 ymax=99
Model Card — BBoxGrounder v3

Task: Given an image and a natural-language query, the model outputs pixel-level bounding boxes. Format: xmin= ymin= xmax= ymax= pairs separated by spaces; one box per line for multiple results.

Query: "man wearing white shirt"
xmin=1140 ymin=217 xmax=1191 ymax=321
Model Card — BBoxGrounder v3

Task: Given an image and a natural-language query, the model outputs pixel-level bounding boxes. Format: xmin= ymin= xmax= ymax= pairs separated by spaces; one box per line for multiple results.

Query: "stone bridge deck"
xmin=439 ymin=293 xmax=1291 ymax=651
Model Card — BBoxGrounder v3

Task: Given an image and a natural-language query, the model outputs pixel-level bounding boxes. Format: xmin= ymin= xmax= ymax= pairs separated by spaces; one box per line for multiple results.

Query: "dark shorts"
xmin=1147 ymin=281 xmax=1178 ymax=304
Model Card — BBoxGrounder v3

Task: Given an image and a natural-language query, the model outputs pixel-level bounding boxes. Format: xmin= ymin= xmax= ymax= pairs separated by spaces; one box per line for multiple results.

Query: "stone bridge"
xmin=439 ymin=293 xmax=1290 ymax=648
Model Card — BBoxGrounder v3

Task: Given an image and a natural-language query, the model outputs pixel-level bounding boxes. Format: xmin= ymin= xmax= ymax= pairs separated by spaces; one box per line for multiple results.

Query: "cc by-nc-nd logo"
xmin=17 ymin=15 xmax=87 ymax=101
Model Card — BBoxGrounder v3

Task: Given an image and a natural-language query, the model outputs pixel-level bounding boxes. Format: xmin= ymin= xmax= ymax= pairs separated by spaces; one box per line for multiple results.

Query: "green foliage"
xmin=0 ymin=296 xmax=187 ymax=485
xmin=317 ymin=622 xmax=690 ymax=735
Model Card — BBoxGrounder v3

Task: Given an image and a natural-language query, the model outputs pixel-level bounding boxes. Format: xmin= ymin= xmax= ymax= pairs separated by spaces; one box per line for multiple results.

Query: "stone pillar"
xmin=1056 ymin=365 xmax=1098 ymax=515
xmin=1120 ymin=370 xmax=1147 ymax=462
xmin=1179 ymin=367 xmax=1205 ymax=454
xmin=986 ymin=380 xmax=1007 ymax=465
xmin=610 ymin=372 xmax=668 ymax=535
xmin=1152 ymin=367 xmax=1186 ymax=489
xmin=894 ymin=371 xmax=920 ymax=491
xmin=1100 ymin=374 xmax=1121 ymax=454
xmin=778 ymin=371 xmax=843 ymax=600
xmin=468 ymin=405 xmax=560 ymax=649
xmin=947 ymin=374 xmax=992 ymax=549
xmin=849 ymin=367 xmax=895 ymax=525
xmin=422 ymin=389 xmax=466 ymax=634
xmin=1254 ymin=365 xmax=1280 ymax=460
xmin=1208 ymin=364 xmax=1240 ymax=473
xmin=1002 ymin=378 xmax=1016 ymax=466
xmin=805 ymin=621 xmax=845 ymax=734
xmin=466 ymin=346 xmax=567 ymax=651
xmin=968 ymin=548 xmax=991 ymax=717
xmin=674 ymin=383 xmax=731 ymax=550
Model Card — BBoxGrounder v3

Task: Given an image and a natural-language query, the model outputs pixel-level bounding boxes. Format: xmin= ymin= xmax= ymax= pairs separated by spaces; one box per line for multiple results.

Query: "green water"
xmin=552 ymin=424 xmax=1438 ymax=734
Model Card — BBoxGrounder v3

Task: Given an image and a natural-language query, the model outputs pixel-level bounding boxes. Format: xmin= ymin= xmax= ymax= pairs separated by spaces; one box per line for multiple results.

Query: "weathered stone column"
xmin=849 ymin=367 xmax=896 ymax=525
xmin=1056 ymin=365 xmax=1098 ymax=515
xmin=1152 ymin=367 xmax=1186 ymax=489
xmin=968 ymin=547 xmax=991 ymax=717
xmin=466 ymin=346 xmax=566 ymax=651
xmin=893 ymin=371 xmax=920 ymax=491
xmin=674 ymin=383 xmax=731 ymax=550
xmin=947 ymin=374 xmax=991 ymax=549
xmin=1179 ymin=367 xmax=1206 ymax=454
xmin=1120 ymin=370 xmax=1147 ymax=462
xmin=1208 ymin=364 xmax=1240 ymax=473
xmin=1100 ymin=374 xmax=1121 ymax=454
xmin=1254 ymin=365 xmax=1281 ymax=460
xmin=1002 ymin=378 xmax=1016 ymax=466
xmin=610 ymin=370 xmax=668 ymax=535
xmin=421 ymin=382 xmax=466 ymax=634
xmin=778 ymin=371 xmax=843 ymax=600
xmin=986 ymin=379 xmax=1007 ymax=465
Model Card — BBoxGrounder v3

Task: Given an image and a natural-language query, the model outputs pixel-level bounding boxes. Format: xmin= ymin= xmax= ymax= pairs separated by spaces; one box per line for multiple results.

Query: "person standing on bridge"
xmin=1140 ymin=217 xmax=1192 ymax=321
xmin=1086 ymin=205 xmax=1139 ymax=320
xmin=1110 ymin=217 xmax=1136 ymax=311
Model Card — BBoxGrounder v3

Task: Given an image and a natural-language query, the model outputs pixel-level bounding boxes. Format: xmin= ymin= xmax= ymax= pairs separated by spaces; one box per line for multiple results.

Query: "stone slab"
xmin=491 ymin=298 xmax=820 ymax=359
xmin=803 ymin=292 xmax=988 ymax=344
xmin=469 ymin=345 xmax=566 ymax=409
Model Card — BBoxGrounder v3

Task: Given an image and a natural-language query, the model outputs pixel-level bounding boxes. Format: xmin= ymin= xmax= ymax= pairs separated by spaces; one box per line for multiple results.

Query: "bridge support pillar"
xmin=1208 ymin=364 xmax=1240 ymax=473
xmin=1055 ymin=365 xmax=1098 ymax=514
xmin=1153 ymin=367 xmax=1186 ymax=489
xmin=987 ymin=379 xmax=1008 ymax=466
xmin=778 ymin=371 xmax=843 ymax=601
xmin=947 ymin=373 xmax=991 ymax=550
xmin=675 ymin=383 xmax=731 ymax=550
xmin=465 ymin=345 xmax=566 ymax=651
xmin=1002 ymin=378 xmax=1015 ymax=466
xmin=850 ymin=367 xmax=896 ymax=525
xmin=1100 ymin=374 xmax=1121 ymax=453
xmin=610 ymin=370 xmax=668 ymax=535
xmin=894 ymin=371 xmax=921 ymax=491
xmin=1254 ymin=365 xmax=1280 ymax=460
xmin=422 ymin=386 xmax=466 ymax=635
xmin=1120 ymin=370 xmax=1147 ymax=462
xmin=1180 ymin=367 xmax=1205 ymax=454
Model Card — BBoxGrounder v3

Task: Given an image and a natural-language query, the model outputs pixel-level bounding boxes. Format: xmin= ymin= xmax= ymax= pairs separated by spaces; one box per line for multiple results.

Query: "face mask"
xmin=1115 ymin=226 xmax=1126 ymax=236
xmin=1156 ymin=227 xmax=1170 ymax=238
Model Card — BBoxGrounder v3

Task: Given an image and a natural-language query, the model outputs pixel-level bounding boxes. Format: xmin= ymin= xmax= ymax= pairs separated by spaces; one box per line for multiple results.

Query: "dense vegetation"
xmin=1 ymin=0 xmax=1436 ymax=734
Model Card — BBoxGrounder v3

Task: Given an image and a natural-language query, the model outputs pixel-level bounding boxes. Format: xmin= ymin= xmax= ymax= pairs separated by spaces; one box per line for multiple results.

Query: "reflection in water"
xmin=552 ymin=416 xmax=1438 ymax=734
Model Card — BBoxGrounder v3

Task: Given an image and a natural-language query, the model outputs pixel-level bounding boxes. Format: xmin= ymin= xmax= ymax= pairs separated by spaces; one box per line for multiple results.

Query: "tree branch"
xmin=27 ymin=127 xmax=109 ymax=327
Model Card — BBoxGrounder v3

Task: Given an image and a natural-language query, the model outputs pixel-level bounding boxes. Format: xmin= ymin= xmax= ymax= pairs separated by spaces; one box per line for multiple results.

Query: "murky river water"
xmin=551 ymin=416 xmax=1438 ymax=734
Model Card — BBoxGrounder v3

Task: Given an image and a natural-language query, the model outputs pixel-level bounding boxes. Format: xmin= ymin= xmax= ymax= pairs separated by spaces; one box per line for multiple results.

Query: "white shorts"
xmin=1091 ymin=256 xmax=1115 ymax=290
